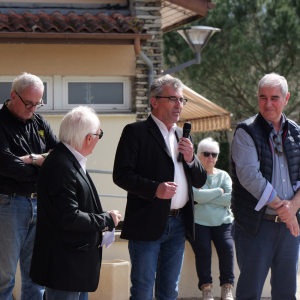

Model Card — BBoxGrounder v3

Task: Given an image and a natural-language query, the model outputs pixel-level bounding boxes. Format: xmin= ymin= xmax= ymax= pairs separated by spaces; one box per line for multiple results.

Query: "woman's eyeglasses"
xmin=202 ymin=151 xmax=218 ymax=158
xmin=273 ymin=135 xmax=283 ymax=156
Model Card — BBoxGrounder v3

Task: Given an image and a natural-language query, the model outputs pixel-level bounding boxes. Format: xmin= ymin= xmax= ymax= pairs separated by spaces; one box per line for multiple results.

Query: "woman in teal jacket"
xmin=188 ymin=137 xmax=234 ymax=300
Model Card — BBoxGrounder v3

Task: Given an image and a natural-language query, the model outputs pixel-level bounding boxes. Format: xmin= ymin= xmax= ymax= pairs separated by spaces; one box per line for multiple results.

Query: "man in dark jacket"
xmin=0 ymin=73 xmax=58 ymax=300
xmin=231 ymin=73 xmax=300 ymax=300
xmin=30 ymin=106 xmax=121 ymax=300
xmin=113 ymin=75 xmax=206 ymax=300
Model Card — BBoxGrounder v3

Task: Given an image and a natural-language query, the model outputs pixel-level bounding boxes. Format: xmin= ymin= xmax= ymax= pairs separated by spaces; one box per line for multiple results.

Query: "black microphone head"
xmin=183 ymin=122 xmax=192 ymax=131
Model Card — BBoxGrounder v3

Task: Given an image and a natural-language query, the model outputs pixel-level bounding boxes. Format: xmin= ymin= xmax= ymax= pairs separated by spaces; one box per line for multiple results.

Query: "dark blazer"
xmin=30 ymin=142 xmax=115 ymax=292
xmin=113 ymin=116 xmax=206 ymax=241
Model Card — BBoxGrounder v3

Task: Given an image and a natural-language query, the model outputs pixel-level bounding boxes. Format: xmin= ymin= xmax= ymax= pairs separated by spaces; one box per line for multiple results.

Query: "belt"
xmin=1 ymin=193 xmax=37 ymax=198
xmin=169 ymin=209 xmax=180 ymax=217
xmin=263 ymin=214 xmax=282 ymax=223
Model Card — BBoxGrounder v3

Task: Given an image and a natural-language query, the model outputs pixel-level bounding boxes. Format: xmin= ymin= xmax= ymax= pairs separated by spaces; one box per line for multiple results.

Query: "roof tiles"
xmin=0 ymin=10 xmax=147 ymax=34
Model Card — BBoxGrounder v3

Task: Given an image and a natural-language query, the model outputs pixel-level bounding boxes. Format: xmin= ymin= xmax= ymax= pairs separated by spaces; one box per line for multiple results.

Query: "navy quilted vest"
xmin=231 ymin=113 xmax=300 ymax=236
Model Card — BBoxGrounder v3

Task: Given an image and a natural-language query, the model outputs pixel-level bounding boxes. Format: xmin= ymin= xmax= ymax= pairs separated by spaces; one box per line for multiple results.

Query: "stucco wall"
xmin=0 ymin=44 xmax=135 ymax=76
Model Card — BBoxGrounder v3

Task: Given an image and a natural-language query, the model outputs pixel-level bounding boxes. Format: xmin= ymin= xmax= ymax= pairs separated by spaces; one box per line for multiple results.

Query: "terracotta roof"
xmin=0 ymin=10 xmax=147 ymax=34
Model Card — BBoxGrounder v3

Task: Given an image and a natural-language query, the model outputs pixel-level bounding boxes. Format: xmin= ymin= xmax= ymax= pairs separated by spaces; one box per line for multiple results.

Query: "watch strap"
xmin=31 ymin=154 xmax=37 ymax=165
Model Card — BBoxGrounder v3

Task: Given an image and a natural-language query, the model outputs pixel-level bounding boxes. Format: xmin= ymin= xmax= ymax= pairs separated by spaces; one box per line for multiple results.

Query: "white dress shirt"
xmin=151 ymin=114 xmax=191 ymax=209
xmin=63 ymin=142 xmax=87 ymax=174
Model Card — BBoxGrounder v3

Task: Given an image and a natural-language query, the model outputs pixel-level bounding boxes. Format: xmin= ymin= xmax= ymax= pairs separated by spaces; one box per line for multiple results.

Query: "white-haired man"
xmin=113 ymin=75 xmax=206 ymax=300
xmin=231 ymin=73 xmax=300 ymax=299
xmin=30 ymin=106 xmax=121 ymax=300
xmin=0 ymin=73 xmax=58 ymax=299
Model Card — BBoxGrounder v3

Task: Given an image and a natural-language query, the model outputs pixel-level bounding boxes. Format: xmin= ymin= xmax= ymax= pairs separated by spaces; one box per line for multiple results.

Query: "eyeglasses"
xmin=155 ymin=96 xmax=188 ymax=106
xmin=15 ymin=91 xmax=44 ymax=109
xmin=92 ymin=129 xmax=104 ymax=140
xmin=273 ymin=134 xmax=283 ymax=156
xmin=202 ymin=152 xmax=218 ymax=158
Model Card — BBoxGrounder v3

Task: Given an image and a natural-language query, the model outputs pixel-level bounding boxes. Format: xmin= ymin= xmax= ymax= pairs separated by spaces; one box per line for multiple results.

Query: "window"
xmin=0 ymin=76 xmax=53 ymax=110
xmin=0 ymin=76 xmax=131 ymax=112
xmin=0 ymin=82 xmax=12 ymax=104
xmin=62 ymin=76 xmax=130 ymax=110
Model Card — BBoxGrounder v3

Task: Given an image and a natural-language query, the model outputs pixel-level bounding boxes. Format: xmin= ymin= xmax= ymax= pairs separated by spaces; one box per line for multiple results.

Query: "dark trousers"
xmin=235 ymin=221 xmax=300 ymax=300
xmin=187 ymin=222 xmax=235 ymax=290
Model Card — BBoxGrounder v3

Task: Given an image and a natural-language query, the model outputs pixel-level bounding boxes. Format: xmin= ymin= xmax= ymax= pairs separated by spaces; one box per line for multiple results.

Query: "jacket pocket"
xmin=63 ymin=243 xmax=89 ymax=252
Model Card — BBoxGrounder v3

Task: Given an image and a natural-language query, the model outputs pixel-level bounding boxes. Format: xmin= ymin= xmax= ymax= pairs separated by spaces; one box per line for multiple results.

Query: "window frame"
xmin=0 ymin=76 xmax=53 ymax=110
xmin=62 ymin=76 xmax=131 ymax=111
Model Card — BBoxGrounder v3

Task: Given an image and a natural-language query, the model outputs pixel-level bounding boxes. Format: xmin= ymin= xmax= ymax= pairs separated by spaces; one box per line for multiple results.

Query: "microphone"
xmin=177 ymin=122 xmax=192 ymax=162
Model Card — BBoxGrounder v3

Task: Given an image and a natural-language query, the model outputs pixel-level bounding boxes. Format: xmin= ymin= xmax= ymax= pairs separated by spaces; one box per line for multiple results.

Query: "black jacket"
xmin=231 ymin=113 xmax=300 ymax=236
xmin=113 ymin=116 xmax=207 ymax=241
xmin=30 ymin=142 xmax=115 ymax=292
xmin=0 ymin=100 xmax=58 ymax=194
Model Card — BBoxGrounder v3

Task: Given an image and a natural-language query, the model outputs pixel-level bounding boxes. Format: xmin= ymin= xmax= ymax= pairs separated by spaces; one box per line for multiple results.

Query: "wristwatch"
xmin=30 ymin=154 xmax=38 ymax=165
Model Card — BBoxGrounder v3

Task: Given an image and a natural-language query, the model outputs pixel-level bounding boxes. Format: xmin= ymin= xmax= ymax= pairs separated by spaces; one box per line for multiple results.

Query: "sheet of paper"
xmin=101 ymin=228 xmax=115 ymax=248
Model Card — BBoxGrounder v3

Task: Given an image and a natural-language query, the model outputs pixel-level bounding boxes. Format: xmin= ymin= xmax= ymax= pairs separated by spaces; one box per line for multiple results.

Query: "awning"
xmin=177 ymin=85 xmax=231 ymax=133
xmin=162 ymin=0 xmax=216 ymax=33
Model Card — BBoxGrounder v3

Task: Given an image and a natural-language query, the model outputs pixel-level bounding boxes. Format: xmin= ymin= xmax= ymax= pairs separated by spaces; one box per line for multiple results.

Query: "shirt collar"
xmin=151 ymin=114 xmax=177 ymax=135
xmin=264 ymin=114 xmax=285 ymax=133
xmin=63 ymin=142 xmax=87 ymax=173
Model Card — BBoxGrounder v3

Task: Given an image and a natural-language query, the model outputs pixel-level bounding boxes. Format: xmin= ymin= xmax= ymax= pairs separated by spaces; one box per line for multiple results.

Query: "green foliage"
xmin=215 ymin=142 xmax=230 ymax=174
xmin=163 ymin=0 xmax=300 ymax=122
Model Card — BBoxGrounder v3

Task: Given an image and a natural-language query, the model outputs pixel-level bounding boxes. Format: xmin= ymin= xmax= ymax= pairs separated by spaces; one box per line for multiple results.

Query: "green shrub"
xmin=215 ymin=142 xmax=230 ymax=174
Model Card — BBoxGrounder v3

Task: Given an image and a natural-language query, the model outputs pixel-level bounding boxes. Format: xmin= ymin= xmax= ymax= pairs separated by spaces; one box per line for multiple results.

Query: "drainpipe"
xmin=134 ymin=37 xmax=154 ymax=112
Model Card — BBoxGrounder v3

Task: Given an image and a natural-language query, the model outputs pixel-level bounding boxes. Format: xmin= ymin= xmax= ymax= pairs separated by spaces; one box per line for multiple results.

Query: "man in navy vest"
xmin=231 ymin=73 xmax=300 ymax=300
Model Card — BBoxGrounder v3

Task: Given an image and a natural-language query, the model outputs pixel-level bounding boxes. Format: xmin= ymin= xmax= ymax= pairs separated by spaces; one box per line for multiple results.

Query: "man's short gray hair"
xmin=11 ymin=72 xmax=44 ymax=94
xmin=149 ymin=75 xmax=184 ymax=98
xmin=258 ymin=73 xmax=288 ymax=98
xmin=59 ymin=106 xmax=100 ymax=150
xmin=197 ymin=137 xmax=219 ymax=157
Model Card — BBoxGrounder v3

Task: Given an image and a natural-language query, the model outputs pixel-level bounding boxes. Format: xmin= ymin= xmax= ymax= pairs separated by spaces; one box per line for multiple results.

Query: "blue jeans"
xmin=45 ymin=287 xmax=88 ymax=300
xmin=0 ymin=194 xmax=44 ymax=300
xmin=187 ymin=222 xmax=235 ymax=289
xmin=128 ymin=211 xmax=186 ymax=300
xmin=234 ymin=220 xmax=300 ymax=300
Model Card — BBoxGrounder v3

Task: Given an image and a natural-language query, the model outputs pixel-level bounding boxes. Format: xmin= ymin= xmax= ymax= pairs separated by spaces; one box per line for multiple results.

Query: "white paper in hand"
xmin=101 ymin=228 xmax=115 ymax=248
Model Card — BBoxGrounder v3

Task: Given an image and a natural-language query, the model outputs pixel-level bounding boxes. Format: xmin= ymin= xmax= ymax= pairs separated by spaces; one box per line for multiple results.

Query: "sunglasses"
xmin=273 ymin=134 xmax=283 ymax=156
xmin=202 ymin=151 xmax=218 ymax=158
xmin=91 ymin=129 xmax=104 ymax=140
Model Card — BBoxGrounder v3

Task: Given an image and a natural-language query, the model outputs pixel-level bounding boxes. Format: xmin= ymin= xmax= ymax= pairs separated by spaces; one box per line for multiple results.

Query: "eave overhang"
xmin=162 ymin=0 xmax=216 ymax=33
xmin=0 ymin=32 xmax=153 ymax=45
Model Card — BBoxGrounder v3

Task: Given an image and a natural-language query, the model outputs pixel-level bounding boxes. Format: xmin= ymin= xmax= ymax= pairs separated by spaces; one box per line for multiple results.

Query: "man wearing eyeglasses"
xmin=29 ymin=106 xmax=121 ymax=300
xmin=113 ymin=75 xmax=206 ymax=300
xmin=231 ymin=73 xmax=300 ymax=300
xmin=0 ymin=72 xmax=58 ymax=299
